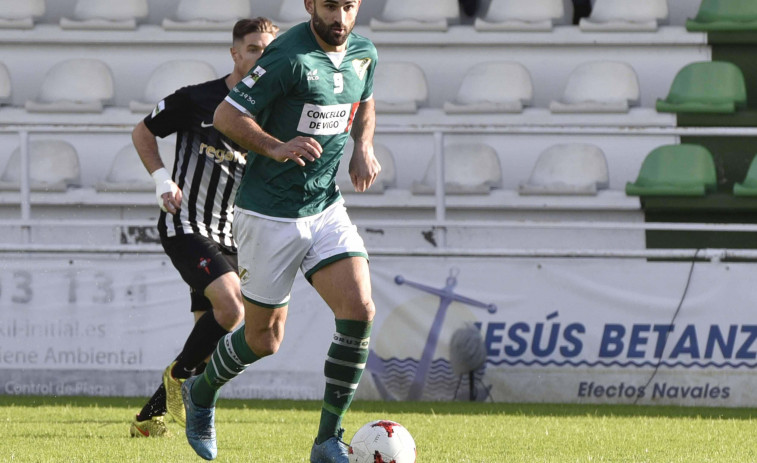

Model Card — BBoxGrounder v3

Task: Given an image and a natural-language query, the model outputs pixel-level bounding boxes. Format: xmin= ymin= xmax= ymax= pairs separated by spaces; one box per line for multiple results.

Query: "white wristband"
xmin=151 ymin=167 xmax=176 ymax=212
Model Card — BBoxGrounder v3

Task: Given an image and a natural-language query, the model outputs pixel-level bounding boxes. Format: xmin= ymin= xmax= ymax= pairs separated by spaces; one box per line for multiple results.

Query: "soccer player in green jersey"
xmin=181 ymin=0 xmax=380 ymax=461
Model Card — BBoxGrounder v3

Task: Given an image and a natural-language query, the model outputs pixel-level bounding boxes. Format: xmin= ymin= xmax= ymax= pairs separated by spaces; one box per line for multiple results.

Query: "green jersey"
xmin=226 ymin=22 xmax=377 ymax=218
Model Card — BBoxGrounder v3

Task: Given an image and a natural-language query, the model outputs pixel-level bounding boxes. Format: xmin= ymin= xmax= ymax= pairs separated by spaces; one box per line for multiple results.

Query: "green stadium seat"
xmin=733 ymin=155 xmax=757 ymax=196
xmin=625 ymin=144 xmax=717 ymax=197
xmin=686 ymin=0 xmax=757 ymax=32
xmin=656 ymin=61 xmax=747 ymax=114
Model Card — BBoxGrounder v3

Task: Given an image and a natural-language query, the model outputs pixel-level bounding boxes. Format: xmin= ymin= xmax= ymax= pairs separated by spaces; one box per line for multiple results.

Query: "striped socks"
xmin=190 ymin=326 xmax=259 ymax=408
xmin=316 ymin=319 xmax=372 ymax=444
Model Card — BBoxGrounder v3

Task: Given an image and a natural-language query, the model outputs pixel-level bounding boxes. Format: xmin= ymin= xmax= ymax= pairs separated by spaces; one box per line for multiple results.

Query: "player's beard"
xmin=312 ymin=4 xmax=353 ymax=47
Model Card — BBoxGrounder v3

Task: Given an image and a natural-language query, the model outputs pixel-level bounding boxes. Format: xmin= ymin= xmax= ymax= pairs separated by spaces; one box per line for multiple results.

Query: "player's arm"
xmin=213 ymin=100 xmax=321 ymax=167
xmin=348 ymin=97 xmax=381 ymax=192
xmin=132 ymin=121 xmax=182 ymax=214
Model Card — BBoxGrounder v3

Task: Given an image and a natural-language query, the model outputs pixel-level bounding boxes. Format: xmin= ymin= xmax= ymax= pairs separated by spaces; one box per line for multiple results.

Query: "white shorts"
xmin=232 ymin=201 xmax=368 ymax=308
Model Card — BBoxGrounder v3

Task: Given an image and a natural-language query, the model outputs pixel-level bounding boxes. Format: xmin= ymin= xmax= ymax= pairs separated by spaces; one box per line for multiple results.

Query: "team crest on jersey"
xmin=151 ymin=100 xmax=165 ymax=118
xmin=351 ymin=58 xmax=371 ymax=81
xmin=242 ymin=65 xmax=266 ymax=88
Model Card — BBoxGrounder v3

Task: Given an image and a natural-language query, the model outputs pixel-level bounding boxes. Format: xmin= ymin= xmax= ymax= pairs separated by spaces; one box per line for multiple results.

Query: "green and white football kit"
xmin=225 ymin=22 xmax=378 ymax=307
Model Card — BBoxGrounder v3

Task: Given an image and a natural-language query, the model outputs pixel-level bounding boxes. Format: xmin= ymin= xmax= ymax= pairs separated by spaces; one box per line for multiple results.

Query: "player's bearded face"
xmin=312 ymin=2 xmax=355 ymax=46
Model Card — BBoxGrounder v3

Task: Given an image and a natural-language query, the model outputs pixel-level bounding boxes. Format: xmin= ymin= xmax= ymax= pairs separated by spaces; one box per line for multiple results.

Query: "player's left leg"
xmin=309 ymin=257 xmax=375 ymax=462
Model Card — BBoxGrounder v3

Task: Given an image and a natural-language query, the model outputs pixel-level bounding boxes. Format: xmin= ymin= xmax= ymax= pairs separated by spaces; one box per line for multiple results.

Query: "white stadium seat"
xmin=413 ymin=143 xmax=502 ymax=195
xmin=25 ymin=59 xmax=114 ymax=113
xmin=60 ymin=0 xmax=148 ymax=30
xmin=274 ymin=0 xmax=311 ymax=30
xmin=444 ymin=61 xmax=533 ymax=114
xmin=0 ymin=140 xmax=81 ymax=192
xmin=0 ymin=62 xmax=11 ymax=104
xmin=336 ymin=142 xmax=396 ymax=194
xmin=519 ymin=143 xmax=609 ymax=195
xmin=373 ymin=62 xmax=428 ymax=114
xmin=475 ymin=0 xmax=564 ymax=32
xmin=96 ymin=141 xmax=175 ymax=192
xmin=370 ymin=0 xmax=459 ymax=31
xmin=162 ymin=0 xmax=250 ymax=31
xmin=549 ymin=61 xmax=640 ymax=113
xmin=580 ymin=0 xmax=668 ymax=32
xmin=129 ymin=60 xmax=218 ymax=113
xmin=0 ymin=0 xmax=45 ymax=29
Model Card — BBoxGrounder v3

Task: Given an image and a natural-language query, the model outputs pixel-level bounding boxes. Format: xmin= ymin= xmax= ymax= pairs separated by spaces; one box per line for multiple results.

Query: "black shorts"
xmin=161 ymin=233 xmax=238 ymax=312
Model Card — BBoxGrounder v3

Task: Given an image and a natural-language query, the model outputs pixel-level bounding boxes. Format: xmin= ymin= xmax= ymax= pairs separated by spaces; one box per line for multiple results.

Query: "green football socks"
xmin=316 ymin=319 xmax=372 ymax=444
xmin=190 ymin=326 xmax=259 ymax=408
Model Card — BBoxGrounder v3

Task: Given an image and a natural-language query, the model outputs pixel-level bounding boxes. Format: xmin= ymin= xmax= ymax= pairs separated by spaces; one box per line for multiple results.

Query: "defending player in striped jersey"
xmin=180 ymin=1 xmax=379 ymax=461
xmin=128 ymin=18 xmax=278 ymax=438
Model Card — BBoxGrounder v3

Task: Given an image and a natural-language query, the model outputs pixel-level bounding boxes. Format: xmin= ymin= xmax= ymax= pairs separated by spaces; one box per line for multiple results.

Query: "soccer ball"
xmin=348 ymin=420 xmax=416 ymax=463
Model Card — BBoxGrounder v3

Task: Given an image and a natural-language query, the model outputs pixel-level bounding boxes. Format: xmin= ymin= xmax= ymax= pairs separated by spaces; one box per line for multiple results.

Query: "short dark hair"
xmin=233 ymin=17 xmax=279 ymax=44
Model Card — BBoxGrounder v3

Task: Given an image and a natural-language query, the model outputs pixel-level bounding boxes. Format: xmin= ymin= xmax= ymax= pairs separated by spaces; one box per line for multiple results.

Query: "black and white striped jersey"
xmin=143 ymin=76 xmax=246 ymax=251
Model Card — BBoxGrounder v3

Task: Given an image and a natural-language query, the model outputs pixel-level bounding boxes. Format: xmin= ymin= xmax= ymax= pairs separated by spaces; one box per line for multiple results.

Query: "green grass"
xmin=2 ymin=396 xmax=757 ymax=462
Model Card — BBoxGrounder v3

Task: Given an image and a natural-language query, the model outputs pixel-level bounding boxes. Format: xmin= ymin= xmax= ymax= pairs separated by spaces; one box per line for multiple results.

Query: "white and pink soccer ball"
xmin=348 ymin=420 xmax=416 ymax=463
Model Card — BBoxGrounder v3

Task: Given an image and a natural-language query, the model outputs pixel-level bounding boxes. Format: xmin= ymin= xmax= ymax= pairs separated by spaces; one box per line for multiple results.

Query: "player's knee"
xmin=210 ymin=293 xmax=244 ymax=330
xmin=344 ymin=299 xmax=375 ymax=322
xmin=244 ymin=326 xmax=283 ymax=357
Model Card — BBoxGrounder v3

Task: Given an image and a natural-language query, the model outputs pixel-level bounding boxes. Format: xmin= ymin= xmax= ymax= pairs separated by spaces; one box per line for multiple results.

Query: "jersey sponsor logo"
xmin=151 ymin=100 xmax=165 ymax=118
xmin=307 ymin=68 xmax=320 ymax=81
xmin=241 ymin=65 xmax=266 ymax=88
xmin=351 ymin=58 xmax=371 ymax=81
xmin=297 ymin=102 xmax=359 ymax=135
xmin=199 ymin=142 xmax=246 ymax=164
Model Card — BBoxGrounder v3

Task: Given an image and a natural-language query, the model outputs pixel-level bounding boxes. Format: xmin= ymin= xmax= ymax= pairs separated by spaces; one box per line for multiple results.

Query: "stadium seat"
xmin=335 ymin=142 xmax=396 ymax=194
xmin=656 ymin=61 xmax=747 ymax=114
xmin=444 ymin=62 xmax=533 ymax=114
xmin=0 ymin=140 xmax=81 ymax=192
xmin=0 ymin=62 xmax=10 ymax=104
xmin=95 ymin=141 xmax=175 ymax=192
xmin=475 ymin=0 xmax=564 ymax=32
xmin=412 ymin=143 xmax=502 ymax=195
xmin=549 ymin=61 xmax=640 ymax=113
xmin=625 ymin=144 xmax=716 ymax=197
xmin=0 ymin=0 xmax=45 ymax=29
xmin=373 ymin=62 xmax=428 ymax=114
xmin=129 ymin=60 xmax=218 ymax=113
xmin=162 ymin=0 xmax=250 ymax=31
xmin=60 ymin=0 xmax=148 ymax=30
xmin=687 ymin=0 xmax=757 ymax=32
xmin=370 ymin=0 xmax=459 ymax=31
xmin=579 ymin=0 xmax=668 ymax=31
xmin=519 ymin=143 xmax=609 ymax=195
xmin=733 ymin=154 xmax=757 ymax=196
xmin=25 ymin=59 xmax=114 ymax=113
xmin=274 ymin=0 xmax=311 ymax=30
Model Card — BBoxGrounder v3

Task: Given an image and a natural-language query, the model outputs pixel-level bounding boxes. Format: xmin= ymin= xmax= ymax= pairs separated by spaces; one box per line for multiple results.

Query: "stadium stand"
xmin=336 ymin=142 xmax=396 ymax=194
xmin=519 ymin=143 xmax=609 ymax=195
xmin=0 ymin=62 xmax=10 ymax=104
xmin=580 ymin=0 xmax=669 ymax=32
xmin=373 ymin=62 xmax=428 ymax=114
xmin=412 ymin=143 xmax=502 ymax=195
xmin=625 ymin=144 xmax=717 ymax=197
xmin=443 ymin=61 xmax=533 ymax=114
xmin=474 ymin=0 xmax=564 ymax=32
xmin=549 ymin=61 xmax=640 ymax=113
xmin=129 ymin=60 xmax=218 ymax=113
xmin=25 ymin=58 xmax=114 ymax=113
xmin=0 ymin=0 xmax=45 ymax=29
xmin=60 ymin=0 xmax=148 ymax=30
xmin=686 ymin=0 xmax=757 ymax=32
xmin=370 ymin=0 xmax=460 ymax=31
xmin=95 ymin=140 xmax=174 ymax=192
xmin=0 ymin=139 xmax=80 ymax=191
xmin=656 ymin=61 xmax=747 ymax=114
xmin=733 ymin=154 xmax=757 ymax=196
xmin=162 ymin=0 xmax=250 ymax=30
xmin=274 ymin=0 xmax=311 ymax=30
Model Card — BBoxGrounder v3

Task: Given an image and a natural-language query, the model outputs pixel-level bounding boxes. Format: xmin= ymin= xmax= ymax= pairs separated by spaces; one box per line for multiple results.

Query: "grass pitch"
xmin=2 ymin=395 xmax=757 ymax=462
